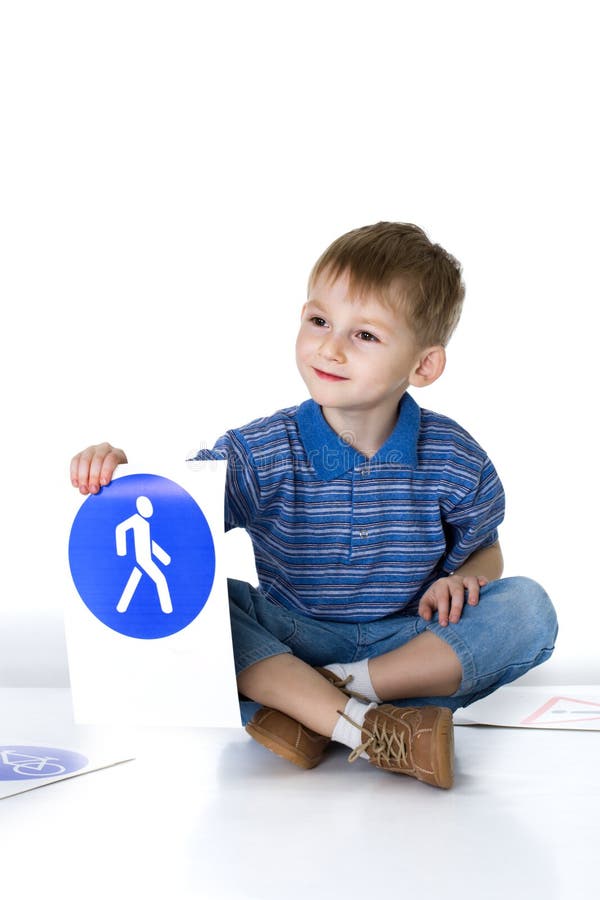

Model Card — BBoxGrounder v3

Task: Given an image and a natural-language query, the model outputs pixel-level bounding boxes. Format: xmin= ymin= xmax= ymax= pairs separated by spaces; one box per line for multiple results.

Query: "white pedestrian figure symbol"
xmin=115 ymin=496 xmax=173 ymax=614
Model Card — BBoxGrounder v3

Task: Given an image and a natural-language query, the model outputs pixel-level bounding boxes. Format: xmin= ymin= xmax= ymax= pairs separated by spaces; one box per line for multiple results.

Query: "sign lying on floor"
xmin=521 ymin=693 xmax=600 ymax=726
xmin=66 ymin=462 xmax=241 ymax=728
xmin=0 ymin=687 xmax=135 ymax=800
xmin=454 ymin=685 xmax=600 ymax=731
xmin=0 ymin=744 xmax=130 ymax=800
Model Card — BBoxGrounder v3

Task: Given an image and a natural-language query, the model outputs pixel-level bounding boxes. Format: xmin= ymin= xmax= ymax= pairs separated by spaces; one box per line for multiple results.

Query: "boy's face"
xmin=296 ymin=270 xmax=425 ymax=422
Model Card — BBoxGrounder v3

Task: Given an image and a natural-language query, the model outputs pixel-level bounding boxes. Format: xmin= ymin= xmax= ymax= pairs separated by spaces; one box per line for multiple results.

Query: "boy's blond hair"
xmin=309 ymin=222 xmax=465 ymax=348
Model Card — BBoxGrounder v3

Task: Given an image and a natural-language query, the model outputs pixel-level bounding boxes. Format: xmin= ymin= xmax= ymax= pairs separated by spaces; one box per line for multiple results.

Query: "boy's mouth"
xmin=313 ymin=367 xmax=349 ymax=382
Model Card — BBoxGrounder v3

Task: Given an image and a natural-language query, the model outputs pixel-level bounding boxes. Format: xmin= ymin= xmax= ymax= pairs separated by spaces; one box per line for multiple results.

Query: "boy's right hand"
xmin=70 ymin=442 xmax=128 ymax=495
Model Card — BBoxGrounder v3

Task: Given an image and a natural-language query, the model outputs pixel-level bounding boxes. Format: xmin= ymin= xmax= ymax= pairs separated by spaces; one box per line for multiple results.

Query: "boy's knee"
xmin=502 ymin=575 xmax=558 ymax=649
xmin=227 ymin=578 xmax=260 ymax=617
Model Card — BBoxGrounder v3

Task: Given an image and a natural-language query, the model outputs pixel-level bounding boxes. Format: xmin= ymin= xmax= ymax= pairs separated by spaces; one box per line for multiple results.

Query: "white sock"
xmin=331 ymin=697 xmax=377 ymax=759
xmin=324 ymin=658 xmax=381 ymax=703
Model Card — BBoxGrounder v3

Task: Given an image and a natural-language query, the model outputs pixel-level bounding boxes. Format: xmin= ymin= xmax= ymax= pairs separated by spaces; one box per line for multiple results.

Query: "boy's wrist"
xmin=450 ymin=541 xmax=503 ymax=583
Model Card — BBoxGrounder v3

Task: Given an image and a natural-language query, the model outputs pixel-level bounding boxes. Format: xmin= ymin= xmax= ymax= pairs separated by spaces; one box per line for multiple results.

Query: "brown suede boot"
xmin=245 ymin=707 xmax=330 ymax=769
xmin=245 ymin=667 xmax=364 ymax=769
xmin=341 ymin=703 xmax=454 ymax=789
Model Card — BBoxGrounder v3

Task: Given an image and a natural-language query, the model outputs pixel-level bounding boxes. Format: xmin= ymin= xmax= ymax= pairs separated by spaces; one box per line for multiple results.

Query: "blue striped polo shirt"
xmin=193 ymin=392 xmax=504 ymax=622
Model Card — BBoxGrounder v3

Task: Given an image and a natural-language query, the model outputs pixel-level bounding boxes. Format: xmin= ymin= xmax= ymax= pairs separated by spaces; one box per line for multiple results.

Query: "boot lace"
xmin=339 ymin=710 xmax=409 ymax=768
xmin=324 ymin=673 xmax=371 ymax=704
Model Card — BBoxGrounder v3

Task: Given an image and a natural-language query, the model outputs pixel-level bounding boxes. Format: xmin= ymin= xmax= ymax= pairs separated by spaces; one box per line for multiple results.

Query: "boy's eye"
xmin=310 ymin=316 xmax=327 ymax=327
xmin=357 ymin=331 xmax=378 ymax=342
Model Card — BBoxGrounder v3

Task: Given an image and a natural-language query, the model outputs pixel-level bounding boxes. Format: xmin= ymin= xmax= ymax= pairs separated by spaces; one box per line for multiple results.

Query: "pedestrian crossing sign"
xmin=65 ymin=461 xmax=241 ymax=728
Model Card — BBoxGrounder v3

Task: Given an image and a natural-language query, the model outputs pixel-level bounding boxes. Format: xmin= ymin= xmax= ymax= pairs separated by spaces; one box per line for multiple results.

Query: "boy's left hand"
xmin=418 ymin=574 xmax=488 ymax=627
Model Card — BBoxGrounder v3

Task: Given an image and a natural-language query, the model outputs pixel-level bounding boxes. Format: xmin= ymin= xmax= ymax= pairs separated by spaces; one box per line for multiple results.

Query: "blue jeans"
xmin=228 ymin=576 xmax=558 ymax=725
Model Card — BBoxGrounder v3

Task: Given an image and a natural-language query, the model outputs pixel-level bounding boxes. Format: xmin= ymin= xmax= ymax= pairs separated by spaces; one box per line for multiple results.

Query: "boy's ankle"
xmin=320 ymin=659 xmax=381 ymax=703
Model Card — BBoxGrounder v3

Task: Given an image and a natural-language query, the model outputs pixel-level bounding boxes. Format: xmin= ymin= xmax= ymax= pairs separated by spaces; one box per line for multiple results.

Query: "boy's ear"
xmin=409 ymin=345 xmax=446 ymax=388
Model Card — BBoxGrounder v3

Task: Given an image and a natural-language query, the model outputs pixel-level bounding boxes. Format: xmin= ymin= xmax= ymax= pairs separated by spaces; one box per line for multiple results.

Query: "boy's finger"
xmin=437 ymin=592 xmax=451 ymax=627
xmin=418 ymin=594 xmax=435 ymax=620
xmin=87 ymin=454 xmax=105 ymax=493
xmin=99 ymin=448 xmax=127 ymax=487
xmin=448 ymin=586 xmax=466 ymax=623
xmin=73 ymin=449 xmax=96 ymax=493
xmin=467 ymin=579 xmax=481 ymax=606
xmin=70 ymin=454 xmax=82 ymax=487
xmin=99 ymin=453 xmax=118 ymax=487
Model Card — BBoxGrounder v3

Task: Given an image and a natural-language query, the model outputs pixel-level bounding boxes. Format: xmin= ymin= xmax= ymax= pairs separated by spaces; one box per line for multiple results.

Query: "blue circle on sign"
xmin=68 ymin=473 xmax=216 ymax=639
xmin=0 ymin=745 xmax=89 ymax=781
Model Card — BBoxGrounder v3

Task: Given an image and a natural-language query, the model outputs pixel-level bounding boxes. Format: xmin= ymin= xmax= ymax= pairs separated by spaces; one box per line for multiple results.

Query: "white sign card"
xmin=0 ymin=687 xmax=135 ymax=800
xmin=65 ymin=461 xmax=242 ymax=727
xmin=454 ymin=685 xmax=600 ymax=731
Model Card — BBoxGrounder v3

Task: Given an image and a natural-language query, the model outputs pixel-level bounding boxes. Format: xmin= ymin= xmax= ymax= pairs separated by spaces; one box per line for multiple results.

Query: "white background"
xmin=1 ymin=0 xmax=598 ymax=685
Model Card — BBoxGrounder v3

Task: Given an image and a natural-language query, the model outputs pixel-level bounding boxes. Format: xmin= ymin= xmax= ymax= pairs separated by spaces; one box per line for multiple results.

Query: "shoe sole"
xmin=427 ymin=707 xmax=454 ymax=789
xmin=246 ymin=722 xmax=327 ymax=770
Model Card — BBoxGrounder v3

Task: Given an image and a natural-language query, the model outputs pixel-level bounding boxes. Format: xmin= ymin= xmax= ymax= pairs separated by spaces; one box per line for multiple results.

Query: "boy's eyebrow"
xmin=306 ymin=300 xmax=395 ymax=334
xmin=357 ymin=315 xmax=394 ymax=332
xmin=304 ymin=299 xmax=333 ymax=318
xmin=304 ymin=299 xmax=327 ymax=311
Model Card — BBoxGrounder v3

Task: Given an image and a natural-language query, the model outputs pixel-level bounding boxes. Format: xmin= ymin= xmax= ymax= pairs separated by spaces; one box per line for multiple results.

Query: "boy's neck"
xmin=320 ymin=396 xmax=405 ymax=459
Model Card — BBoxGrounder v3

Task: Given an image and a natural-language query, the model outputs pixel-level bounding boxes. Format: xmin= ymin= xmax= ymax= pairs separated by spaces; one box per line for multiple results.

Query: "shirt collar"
xmin=296 ymin=393 xmax=420 ymax=481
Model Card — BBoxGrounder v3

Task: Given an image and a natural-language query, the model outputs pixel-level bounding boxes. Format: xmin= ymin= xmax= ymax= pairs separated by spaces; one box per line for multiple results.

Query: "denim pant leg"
xmin=227 ymin=578 xmax=296 ymax=674
xmin=229 ymin=577 xmax=366 ymax=672
xmin=228 ymin=578 xmax=294 ymax=725
xmin=228 ymin=578 xmax=369 ymax=725
xmin=229 ymin=575 xmax=558 ymax=721
xmin=391 ymin=575 xmax=558 ymax=712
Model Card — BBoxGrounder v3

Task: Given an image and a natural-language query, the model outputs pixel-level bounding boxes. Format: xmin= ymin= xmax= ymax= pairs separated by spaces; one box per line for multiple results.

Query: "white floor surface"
xmin=1 ymin=689 xmax=598 ymax=900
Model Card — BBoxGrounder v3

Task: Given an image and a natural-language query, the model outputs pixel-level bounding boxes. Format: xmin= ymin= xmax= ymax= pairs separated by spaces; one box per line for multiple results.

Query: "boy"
xmin=71 ymin=222 xmax=557 ymax=789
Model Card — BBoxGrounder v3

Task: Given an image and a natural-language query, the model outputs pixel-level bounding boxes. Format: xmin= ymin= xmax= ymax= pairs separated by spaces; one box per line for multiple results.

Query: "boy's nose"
xmin=319 ymin=332 xmax=347 ymax=362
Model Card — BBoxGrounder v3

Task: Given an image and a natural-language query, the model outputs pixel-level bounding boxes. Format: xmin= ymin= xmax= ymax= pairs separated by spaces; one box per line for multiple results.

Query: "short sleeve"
xmin=192 ymin=430 xmax=260 ymax=531
xmin=439 ymin=454 xmax=505 ymax=573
